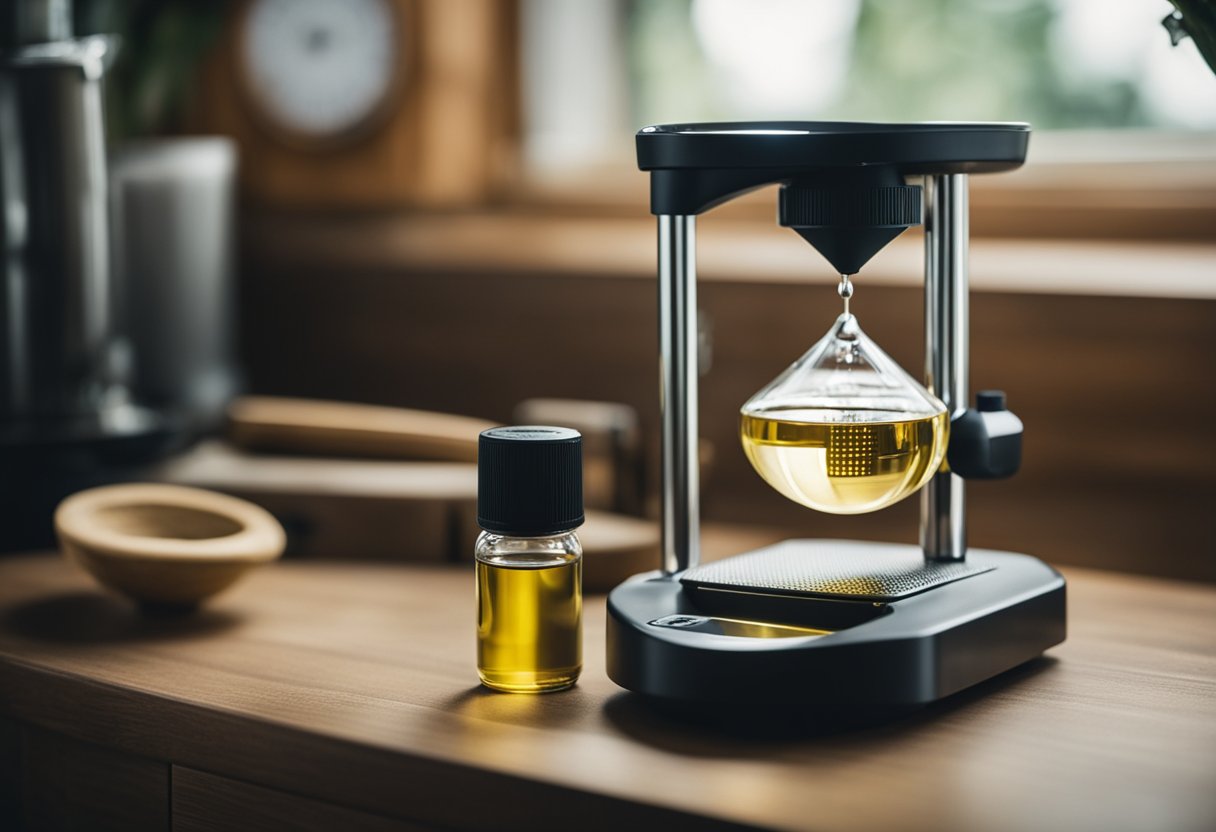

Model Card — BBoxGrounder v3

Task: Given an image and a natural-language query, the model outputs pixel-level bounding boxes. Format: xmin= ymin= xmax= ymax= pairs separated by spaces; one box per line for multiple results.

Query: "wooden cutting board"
xmin=154 ymin=441 xmax=659 ymax=592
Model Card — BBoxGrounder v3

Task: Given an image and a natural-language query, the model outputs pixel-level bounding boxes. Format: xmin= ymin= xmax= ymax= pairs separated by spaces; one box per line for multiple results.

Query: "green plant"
xmin=1164 ymin=0 xmax=1216 ymax=75
xmin=75 ymin=0 xmax=230 ymax=139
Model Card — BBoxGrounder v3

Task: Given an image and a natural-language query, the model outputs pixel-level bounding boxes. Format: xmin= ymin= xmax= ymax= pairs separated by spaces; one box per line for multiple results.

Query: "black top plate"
xmin=636 ymin=121 xmax=1030 ymax=214
xmin=637 ymin=121 xmax=1030 ymax=173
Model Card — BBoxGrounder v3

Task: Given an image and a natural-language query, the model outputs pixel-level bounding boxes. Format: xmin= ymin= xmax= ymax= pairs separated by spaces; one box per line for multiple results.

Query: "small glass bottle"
xmin=476 ymin=426 xmax=583 ymax=693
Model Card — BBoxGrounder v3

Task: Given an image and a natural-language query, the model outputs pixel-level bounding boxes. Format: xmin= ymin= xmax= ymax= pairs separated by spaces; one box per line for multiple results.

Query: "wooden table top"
xmin=0 ymin=550 xmax=1213 ymax=832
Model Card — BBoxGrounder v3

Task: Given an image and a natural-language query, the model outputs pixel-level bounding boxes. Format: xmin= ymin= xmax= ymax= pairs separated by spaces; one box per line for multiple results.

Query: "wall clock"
xmin=188 ymin=0 xmax=517 ymax=208
xmin=239 ymin=0 xmax=403 ymax=147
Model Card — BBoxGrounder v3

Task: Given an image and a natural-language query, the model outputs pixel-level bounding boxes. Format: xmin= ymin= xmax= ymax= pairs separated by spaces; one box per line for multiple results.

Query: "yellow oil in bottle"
xmin=476 ymin=554 xmax=582 ymax=693
xmin=740 ymin=408 xmax=948 ymax=514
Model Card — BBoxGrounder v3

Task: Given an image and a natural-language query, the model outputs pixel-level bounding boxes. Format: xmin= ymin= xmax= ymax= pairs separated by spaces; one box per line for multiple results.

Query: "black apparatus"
xmin=606 ymin=123 xmax=1066 ymax=711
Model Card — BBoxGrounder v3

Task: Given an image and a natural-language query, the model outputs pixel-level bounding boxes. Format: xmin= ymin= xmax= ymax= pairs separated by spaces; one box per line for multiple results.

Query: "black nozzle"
xmin=779 ymin=172 xmax=921 ymax=275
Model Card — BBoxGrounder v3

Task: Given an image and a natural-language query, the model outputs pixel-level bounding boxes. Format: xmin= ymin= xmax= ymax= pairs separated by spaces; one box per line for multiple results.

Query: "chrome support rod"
xmin=657 ymin=215 xmax=700 ymax=574
xmin=921 ymin=175 xmax=969 ymax=561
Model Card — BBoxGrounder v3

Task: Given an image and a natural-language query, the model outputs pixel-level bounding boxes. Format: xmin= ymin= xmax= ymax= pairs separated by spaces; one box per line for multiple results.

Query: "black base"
xmin=606 ymin=540 xmax=1066 ymax=708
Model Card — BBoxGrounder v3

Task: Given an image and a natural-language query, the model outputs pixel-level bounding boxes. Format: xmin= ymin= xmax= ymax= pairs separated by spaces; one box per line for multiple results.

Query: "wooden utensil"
xmin=227 ymin=396 xmax=496 ymax=462
xmin=55 ymin=483 xmax=286 ymax=611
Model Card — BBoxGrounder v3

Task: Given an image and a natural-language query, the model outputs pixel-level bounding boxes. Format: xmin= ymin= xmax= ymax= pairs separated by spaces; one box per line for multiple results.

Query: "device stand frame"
xmin=656 ymin=174 xmax=970 ymax=574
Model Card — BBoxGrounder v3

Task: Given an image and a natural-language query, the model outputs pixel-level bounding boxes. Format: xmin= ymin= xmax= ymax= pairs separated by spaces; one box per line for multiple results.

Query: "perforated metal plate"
xmin=681 ymin=540 xmax=993 ymax=601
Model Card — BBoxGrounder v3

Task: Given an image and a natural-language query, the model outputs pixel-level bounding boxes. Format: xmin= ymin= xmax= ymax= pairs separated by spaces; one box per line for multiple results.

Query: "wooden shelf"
xmin=2 ymin=547 xmax=1214 ymax=831
xmin=246 ymin=210 xmax=1216 ymax=300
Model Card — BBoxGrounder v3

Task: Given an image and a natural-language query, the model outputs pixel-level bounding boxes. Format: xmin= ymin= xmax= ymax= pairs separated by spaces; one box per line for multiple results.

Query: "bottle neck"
xmin=479 ymin=529 xmax=579 ymax=542
xmin=475 ymin=529 xmax=582 ymax=564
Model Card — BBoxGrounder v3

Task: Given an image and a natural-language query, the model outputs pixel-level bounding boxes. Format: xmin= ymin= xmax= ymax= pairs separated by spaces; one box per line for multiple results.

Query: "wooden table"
xmin=1 ymin=550 xmax=1213 ymax=832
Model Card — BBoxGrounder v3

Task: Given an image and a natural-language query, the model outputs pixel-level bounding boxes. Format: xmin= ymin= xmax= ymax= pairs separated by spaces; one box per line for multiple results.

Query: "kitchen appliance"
xmin=1 ymin=0 xmax=168 ymax=549
xmin=606 ymin=122 xmax=1066 ymax=712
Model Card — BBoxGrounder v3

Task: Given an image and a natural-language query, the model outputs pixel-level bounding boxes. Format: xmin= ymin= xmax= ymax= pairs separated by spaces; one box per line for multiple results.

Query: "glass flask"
xmin=740 ymin=311 xmax=948 ymax=515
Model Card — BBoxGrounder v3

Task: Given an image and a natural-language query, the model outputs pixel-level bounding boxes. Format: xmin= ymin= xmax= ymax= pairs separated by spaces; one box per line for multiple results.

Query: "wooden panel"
xmin=513 ymin=159 xmax=1216 ymax=243
xmin=173 ymin=766 xmax=433 ymax=832
xmin=700 ymin=282 xmax=1216 ymax=581
xmin=238 ymin=211 xmax=1216 ymax=299
xmin=0 ymin=554 xmax=1212 ymax=832
xmin=20 ymin=725 xmax=168 ymax=831
xmin=240 ymin=225 xmax=1216 ymax=582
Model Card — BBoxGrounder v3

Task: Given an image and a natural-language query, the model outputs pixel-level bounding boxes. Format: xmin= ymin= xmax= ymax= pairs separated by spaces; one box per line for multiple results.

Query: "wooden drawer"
xmin=172 ymin=766 xmax=439 ymax=832
xmin=1 ymin=721 xmax=168 ymax=831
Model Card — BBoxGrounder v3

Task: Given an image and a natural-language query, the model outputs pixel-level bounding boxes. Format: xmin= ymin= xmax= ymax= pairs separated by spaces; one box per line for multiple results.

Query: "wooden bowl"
xmin=55 ymin=483 xmax=286 ymax=611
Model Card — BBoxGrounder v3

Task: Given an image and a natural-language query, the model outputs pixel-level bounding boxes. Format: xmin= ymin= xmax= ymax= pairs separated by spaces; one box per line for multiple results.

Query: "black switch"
xmin=947 ymin=390 xmax=1023 ymax=479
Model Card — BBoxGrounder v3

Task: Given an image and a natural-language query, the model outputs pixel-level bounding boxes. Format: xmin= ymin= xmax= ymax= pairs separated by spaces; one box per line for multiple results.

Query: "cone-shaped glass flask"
xmin=740 ymin=313 xmax=948 ymax=514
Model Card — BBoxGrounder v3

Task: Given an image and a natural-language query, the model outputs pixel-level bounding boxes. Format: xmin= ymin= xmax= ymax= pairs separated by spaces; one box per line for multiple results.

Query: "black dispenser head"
xmin=778 ymin=167 xmax=921 ymax=275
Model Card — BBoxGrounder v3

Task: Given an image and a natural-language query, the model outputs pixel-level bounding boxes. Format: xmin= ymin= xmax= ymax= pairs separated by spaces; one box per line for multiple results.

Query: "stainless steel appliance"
xmin=1 ymin=0 xmax=167 ymax=549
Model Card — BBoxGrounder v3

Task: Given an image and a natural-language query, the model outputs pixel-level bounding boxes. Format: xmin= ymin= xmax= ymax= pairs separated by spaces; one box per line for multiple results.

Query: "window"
xmin=521 ymin=0 xmax=1216 ymax=175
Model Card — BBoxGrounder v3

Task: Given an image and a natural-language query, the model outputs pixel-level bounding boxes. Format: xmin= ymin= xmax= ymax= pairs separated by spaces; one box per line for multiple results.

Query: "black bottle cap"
xmin=478 ymin=426 xmax=584 ymax=536
xmin=976 ymin=390 xmax=1007 ymax=412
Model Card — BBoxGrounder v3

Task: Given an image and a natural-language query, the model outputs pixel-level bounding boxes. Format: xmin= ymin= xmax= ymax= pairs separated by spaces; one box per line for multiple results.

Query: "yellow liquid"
xmin=476 ymin=557 xmax=581 ymax=693
xmin=740 ymin=409 xmax=948 ymax=514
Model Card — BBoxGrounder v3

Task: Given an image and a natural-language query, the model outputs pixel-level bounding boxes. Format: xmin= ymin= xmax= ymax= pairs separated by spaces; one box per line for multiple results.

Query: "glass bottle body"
xmin=475 ymin=530 xmax=582 ymax=693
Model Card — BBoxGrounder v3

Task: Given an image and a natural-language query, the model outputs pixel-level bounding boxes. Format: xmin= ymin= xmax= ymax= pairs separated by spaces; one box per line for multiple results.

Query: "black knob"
xmin=976 ymin=390 xmax=1007 ymax=412
xmin=946 ymin=392 xmax=1023 ymax=480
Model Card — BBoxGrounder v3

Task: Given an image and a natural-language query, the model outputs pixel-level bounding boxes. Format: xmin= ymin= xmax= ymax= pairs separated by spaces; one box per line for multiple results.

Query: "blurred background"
xmin=3 ymin=0 xmax=1214 ymax=582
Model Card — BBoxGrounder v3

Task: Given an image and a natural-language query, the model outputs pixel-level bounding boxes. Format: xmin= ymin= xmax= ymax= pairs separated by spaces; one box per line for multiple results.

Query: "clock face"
xmin=240 ymin=0 xmax=400 ymax=142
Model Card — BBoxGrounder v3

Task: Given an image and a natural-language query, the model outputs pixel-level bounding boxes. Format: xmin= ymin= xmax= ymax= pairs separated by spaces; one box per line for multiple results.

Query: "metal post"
xmin=657 ymin=215 xmax=699 ymax=574
xmin=921 ymin=175 xmax=969 ymax=561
